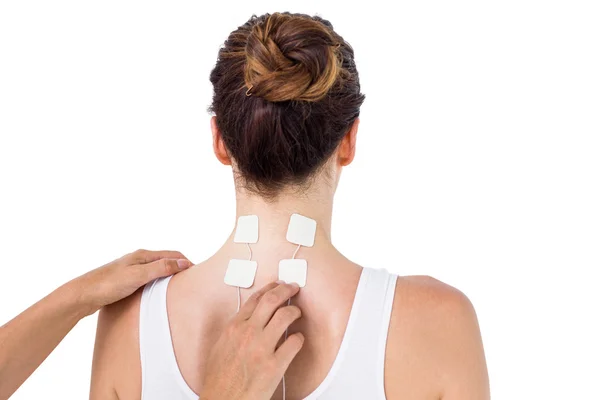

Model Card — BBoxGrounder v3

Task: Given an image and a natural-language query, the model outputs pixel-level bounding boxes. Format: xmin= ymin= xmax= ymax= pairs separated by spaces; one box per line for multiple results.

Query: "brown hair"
xmin=209 ymin=12 xmax=365 ymax=197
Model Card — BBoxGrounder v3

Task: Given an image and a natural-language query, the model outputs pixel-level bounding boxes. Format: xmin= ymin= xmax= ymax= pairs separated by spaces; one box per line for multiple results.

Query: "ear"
xmin=211 ymin=116 xmax=232 ymax=166
xmin=337 ymin=118 xmax=360 ymax=167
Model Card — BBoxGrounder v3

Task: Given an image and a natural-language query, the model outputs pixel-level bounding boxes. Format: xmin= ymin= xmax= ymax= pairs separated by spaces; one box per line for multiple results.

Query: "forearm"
xmin=0 ymin=250 xmax=191 ymax=400
xmin=0 ymin=279 xmax=89 ymax=400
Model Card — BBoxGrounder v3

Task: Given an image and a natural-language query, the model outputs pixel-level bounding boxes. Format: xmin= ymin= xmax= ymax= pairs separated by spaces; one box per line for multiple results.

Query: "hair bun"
xmin=244 ymin=13 xmax=342 ymax=102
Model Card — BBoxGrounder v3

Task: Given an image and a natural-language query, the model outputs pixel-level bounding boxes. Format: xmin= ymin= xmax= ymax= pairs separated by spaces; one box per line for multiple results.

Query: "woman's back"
xmin=149 ymin=268 xmax=395 ymax=399
xmin=91 ymin=226 xmax=488 ymax=399
xmin=155 ymin=236 xmax=367 ymax=399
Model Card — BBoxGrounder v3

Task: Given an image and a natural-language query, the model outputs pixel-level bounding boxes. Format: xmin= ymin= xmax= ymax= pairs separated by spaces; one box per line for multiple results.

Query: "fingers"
xmin=250 ymin=283 xmax=300 ymax=328
xmin=138 ymin=257 xmax=193 ymax=283
xmin=274 ymin=332 xmax=305 ymax=371
xmin=264 ymin=305 xmax=302 ymax=346
xmin=127 ymin=249 xmax=189 ymax=265
xmin=236 ymin=282 xmax=279 ymax=321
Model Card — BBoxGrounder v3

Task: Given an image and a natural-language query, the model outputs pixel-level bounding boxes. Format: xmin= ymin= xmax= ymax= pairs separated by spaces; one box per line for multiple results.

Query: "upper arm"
xmin=386 ymin=276 xmax=489 ymax=400
xmin=90 ymin=289 xmax=142 ymax=400
xmin=90 ymin=307 xmax=120 ymax=400
xmin=436 ymin=286 xmax=489 ymax=400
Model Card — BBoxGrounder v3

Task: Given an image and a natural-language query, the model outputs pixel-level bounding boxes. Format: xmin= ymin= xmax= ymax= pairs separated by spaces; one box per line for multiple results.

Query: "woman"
xmin=91 ymin=12 xmax=489 ymax=399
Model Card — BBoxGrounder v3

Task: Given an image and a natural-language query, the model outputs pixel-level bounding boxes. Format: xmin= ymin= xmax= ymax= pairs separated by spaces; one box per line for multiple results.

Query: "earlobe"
xmin=211 ymin=116 xmax=232 ymax=166
xmin=338 ymin=118 xmax=359 ymax=167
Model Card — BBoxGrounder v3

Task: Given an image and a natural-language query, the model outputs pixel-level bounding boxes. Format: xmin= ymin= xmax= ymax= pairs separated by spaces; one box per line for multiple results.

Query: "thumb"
xmin=141 ymin=258 xmax=193 ymax=282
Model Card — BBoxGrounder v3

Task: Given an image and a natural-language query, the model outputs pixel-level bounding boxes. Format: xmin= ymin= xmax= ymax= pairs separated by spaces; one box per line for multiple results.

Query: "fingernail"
xmin=290 ymin=282 xmax=300 ymax=288
xmin=177 ymin=259 xmax=192 ymax=269
xmin=276 ymin=280 xmax=286 ymax=284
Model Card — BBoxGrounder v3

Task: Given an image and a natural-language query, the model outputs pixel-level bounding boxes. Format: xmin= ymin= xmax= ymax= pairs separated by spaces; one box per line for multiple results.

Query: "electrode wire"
xmin=247 ymin=243 xmax=253 ymax=260
xmin=282 ymin=296 xmax=292 ymax=399
xmin=292 ymin=244 xmax=301 ymax=259
xmin=236 ymin=243 xmax=253 ymax=313
xmin=283 ymin=243 xmax=302 ymax=400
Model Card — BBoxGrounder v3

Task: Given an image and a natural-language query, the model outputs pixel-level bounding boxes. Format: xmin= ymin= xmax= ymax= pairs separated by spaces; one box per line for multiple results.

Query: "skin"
xmin=0 ymin=249 xmax=193 ymax=400
xmin=91 ymin=117 xmax=490 ymax=399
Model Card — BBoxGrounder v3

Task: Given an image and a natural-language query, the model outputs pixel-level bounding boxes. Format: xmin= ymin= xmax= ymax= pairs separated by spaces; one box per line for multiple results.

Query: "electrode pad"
xmin=233 ymin=215 xmax=259 ymax=243
xmin=279 ymin=259 xmax=307 ymax=287
xmin=224 ymin=259 xmax=258 ymax=288
xmin=286 ymin=213 xmax=317 ymax=247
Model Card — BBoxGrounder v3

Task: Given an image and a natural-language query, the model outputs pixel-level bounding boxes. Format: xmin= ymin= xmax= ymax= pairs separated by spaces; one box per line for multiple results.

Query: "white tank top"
xmin=139 ymin=267 xmax=398 ymax=400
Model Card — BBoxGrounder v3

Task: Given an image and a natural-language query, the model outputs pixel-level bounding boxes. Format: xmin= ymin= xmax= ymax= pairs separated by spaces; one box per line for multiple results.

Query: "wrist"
xmin=58 ymin=275 xmax=99 ymax=319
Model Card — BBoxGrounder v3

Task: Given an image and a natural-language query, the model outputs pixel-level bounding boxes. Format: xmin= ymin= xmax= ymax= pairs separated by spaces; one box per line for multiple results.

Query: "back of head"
xmin=209 ymin=12 xmax=365 ymax=198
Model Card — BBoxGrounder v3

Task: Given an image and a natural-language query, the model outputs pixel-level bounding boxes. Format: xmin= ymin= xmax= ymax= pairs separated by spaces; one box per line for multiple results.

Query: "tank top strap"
xmin=139 ymin=276 xmax=198 ymax=400
xmin=317 ymin=267 xmax=398 ymax=399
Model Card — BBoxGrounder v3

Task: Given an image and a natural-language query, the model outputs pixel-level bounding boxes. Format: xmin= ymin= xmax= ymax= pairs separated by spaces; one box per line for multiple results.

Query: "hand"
xmin=201 ymin=282 xmax=304 ymax=400
xmin=75 ymin=249 xmax=193 ymax=316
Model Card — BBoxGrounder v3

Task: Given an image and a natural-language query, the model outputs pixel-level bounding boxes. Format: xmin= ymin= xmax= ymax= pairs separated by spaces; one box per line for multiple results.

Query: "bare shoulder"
xmin=394 ymin=275 xmax=477 ymax=322
xmin=384 ymin=275 xmax=490 ymax=400
xmin=90 ymin=286 xmax=144 ymax=399
xmin=389 ymin=275 xmax=480 ymax=362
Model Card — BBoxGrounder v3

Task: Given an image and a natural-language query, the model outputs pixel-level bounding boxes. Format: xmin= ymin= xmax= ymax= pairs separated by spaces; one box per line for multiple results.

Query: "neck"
xmin=234 ymin=188 xmax=334 ymax=247
xmin=212 ymin=184 xmax=355 ymax=286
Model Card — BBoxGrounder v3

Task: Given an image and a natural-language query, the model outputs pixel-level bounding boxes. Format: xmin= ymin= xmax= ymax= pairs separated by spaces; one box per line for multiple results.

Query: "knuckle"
xmin=262 ymin=292 xmax=280 ymax=306
xmin=249 ymin=338 xmax=268 ymax=357
xmin=248 ymin=290 xmax=262 ymax=302
xmin=225 ymin=321 xmax=238 ymax=338
xmin=160 ymin=259 xmax=174 ymax=274
xmin=134 ymin=248 xmax=147 ymax=257
xmin=250 ymin=348 xmax=265 ymax=365
xmin=273 ymin=306 xmax=301 ymax=325
xmin=277 ymin=307 xmax=294 ymax=322
xmin=129 ymin=249 xmax=147 ymax=263
xmin=240 ymin=324 xmax=255 ymax=344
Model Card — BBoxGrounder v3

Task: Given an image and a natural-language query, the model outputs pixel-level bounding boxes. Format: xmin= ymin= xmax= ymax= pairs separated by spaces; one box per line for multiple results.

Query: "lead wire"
xmin=291 ymin=243 xmax=301 ymax=260
xmin=283 ymin=243 xmax=302 ymax=400
xmin=236 ymin=243 xmax=254 ymax=313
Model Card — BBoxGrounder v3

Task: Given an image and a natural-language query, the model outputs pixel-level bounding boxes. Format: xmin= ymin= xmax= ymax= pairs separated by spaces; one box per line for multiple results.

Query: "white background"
xmin=1 ymin=1 xmax=599 ymax=399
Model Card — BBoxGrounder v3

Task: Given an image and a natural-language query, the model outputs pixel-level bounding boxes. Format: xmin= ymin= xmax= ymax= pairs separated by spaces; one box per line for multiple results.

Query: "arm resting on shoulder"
xmin=0 ymin=249 xmax=191 ymax=400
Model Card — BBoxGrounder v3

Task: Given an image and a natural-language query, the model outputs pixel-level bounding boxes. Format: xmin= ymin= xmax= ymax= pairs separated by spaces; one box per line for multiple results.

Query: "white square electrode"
xmin=286 ymin=213 xmax=317 ymax=247
xmin=278 ymin=259 xmax=308 ymax=287
xmin=224 ymin=259 xmax=258 ymax=288
xmin=233 ymin=215 xmax=259 ymax=244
